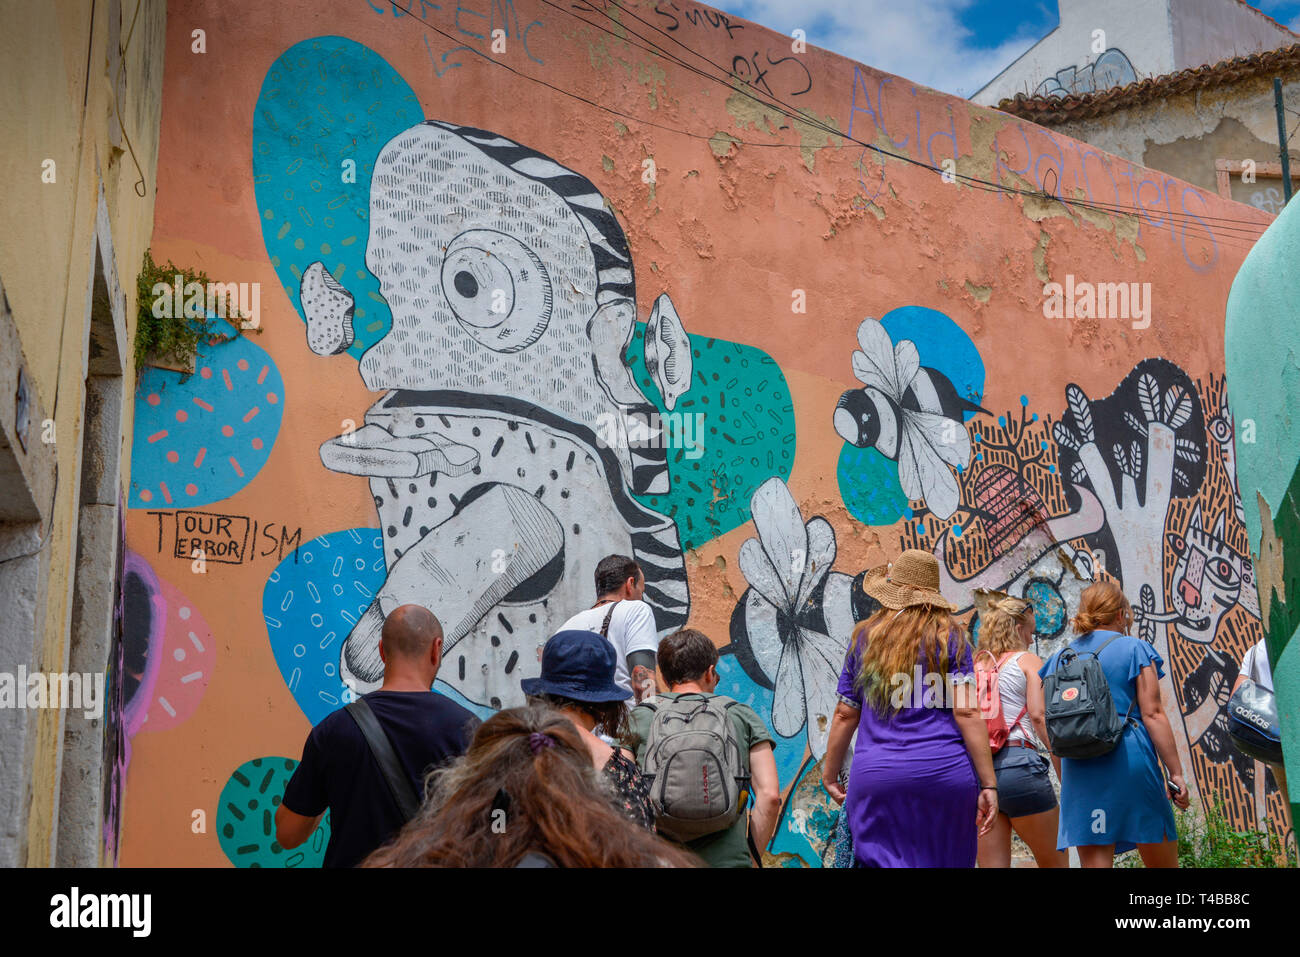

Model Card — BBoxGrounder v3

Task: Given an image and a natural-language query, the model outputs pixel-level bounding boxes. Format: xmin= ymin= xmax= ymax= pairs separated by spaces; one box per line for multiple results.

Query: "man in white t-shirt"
xmin=1233 ymin=637 xmax=1288 ymax=812
xmin=1237 ymin=638 xmax=1274 ymax=694
xmin=559 ymin=555 xmax=659 ymax=704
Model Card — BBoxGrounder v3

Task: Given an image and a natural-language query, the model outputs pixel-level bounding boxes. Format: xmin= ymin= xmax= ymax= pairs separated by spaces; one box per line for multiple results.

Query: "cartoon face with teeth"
xmin=300 ymin=121 xmax=692 ymax=709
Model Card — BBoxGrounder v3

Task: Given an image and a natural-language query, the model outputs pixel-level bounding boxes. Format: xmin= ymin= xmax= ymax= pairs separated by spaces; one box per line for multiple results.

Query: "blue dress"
xmin=1038 ymin=630 xmax=1178 ymax=854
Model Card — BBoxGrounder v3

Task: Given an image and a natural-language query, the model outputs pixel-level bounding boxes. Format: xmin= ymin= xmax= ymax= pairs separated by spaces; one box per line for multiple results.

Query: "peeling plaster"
xmin=1033 ymin=230 xmax=1051 ymax=284
xmin=723 ymin=87 xmax=842 ymax=172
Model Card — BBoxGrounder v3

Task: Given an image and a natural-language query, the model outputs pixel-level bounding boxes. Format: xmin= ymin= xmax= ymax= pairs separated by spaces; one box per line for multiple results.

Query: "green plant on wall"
xmin=1117 ymin=799 xmax=1295 ymax=867
xmin=134 ymin=250 xmax=259 ymax=380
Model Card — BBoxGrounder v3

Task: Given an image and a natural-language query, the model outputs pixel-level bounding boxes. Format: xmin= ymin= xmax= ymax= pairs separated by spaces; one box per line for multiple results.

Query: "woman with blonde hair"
xmin=822 ymin=550 xmax=998 ymax=867
xmin=974 ymin=596 xmax=1067 ymax=868
xmin=363 ymin=705 xmax=696 ymax=868
xmin=1038 ymin=580 xmax=1190 ymax=867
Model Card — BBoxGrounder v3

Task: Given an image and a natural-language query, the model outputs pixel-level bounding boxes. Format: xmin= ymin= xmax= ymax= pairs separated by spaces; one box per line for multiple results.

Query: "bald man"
xmin=277 ymin=604 xmax=479 ymax=867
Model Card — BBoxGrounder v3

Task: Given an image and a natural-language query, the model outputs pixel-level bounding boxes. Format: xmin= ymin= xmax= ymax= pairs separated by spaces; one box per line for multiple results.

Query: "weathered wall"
xmin=1226 ymin=195 xmax=1300 ymax=834
xmin=974 ymin=0 xmax=1295 ymax=107
xmin=1048 ymin=69 xmax=1300 ymax=213
xmin=0 ymin=0 xmax=166 ymax=866
xmin=1173 ymin=0 xmax=1297 ymax=72
xmin=974 ymin=0 xmax=1169 ymax=105
xmin=123 ymin=0 xmax=1288 ymax=866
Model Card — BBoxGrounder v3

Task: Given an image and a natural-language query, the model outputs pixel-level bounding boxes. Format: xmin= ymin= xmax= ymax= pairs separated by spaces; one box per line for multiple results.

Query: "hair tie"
xmin=529 ymin=732 xmax=555 ymax=755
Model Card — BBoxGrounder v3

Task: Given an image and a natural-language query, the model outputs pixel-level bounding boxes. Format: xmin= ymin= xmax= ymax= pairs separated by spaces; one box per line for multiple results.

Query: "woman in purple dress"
xmin=822 ymin=550 xmax=998 ymax=867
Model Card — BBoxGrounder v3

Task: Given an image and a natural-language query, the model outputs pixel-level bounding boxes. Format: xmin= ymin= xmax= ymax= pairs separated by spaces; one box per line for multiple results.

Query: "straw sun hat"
xmin=862 ymin=549 xmax=958 ymax=612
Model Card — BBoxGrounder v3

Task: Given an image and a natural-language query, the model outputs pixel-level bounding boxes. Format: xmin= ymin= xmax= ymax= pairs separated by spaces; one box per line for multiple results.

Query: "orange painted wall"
xmin=119 ymin=0 xmax=1285 ymax=866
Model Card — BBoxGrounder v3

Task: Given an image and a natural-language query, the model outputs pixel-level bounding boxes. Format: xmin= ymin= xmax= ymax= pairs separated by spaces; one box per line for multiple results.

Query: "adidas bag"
xmin=638 ymin=693 xmax=749 ymax=842
xmin=1227 ymin=649 xmax=1283 ymax=765
xmin=1042 ymin=633 xmax=1134 ymax=759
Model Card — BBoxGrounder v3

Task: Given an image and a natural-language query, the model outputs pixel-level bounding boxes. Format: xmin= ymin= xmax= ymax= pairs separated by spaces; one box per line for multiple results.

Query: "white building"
xmin=972 ymin=0 xmax=1296 ymax=106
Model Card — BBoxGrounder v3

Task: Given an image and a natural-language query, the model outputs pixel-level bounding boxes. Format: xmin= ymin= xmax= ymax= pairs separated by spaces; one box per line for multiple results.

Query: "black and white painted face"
xmin=355 ymin=123 xmax=617 ymax=428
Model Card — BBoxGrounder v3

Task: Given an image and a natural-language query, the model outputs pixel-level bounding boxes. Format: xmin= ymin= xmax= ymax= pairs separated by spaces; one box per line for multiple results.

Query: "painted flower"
xmin=731 ymin=478 xmax=856 ymax=759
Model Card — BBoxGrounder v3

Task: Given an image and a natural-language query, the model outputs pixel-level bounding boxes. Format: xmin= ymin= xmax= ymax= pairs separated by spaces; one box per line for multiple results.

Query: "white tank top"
xmin=996 ymin=652 xmax=1041 ymax=749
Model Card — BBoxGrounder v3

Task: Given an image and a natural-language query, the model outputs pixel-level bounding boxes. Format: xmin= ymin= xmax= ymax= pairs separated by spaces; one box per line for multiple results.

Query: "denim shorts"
xmin=992 ymin=746 xmax=1057 ymax=818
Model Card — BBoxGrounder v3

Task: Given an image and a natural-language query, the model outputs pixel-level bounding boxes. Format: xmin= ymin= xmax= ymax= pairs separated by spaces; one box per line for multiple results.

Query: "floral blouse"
xmin=602 ymin=748 xmax=656 ymax=832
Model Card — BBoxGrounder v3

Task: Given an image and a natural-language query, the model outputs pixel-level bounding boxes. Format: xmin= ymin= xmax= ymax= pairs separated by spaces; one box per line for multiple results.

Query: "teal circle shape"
xmin=837 ymin=443 xmax=908 ymax=526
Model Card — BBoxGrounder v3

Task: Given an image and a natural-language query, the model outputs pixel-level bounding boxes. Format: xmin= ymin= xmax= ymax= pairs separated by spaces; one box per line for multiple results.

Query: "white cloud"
xmin=720 ymin=0 xmax=1045 ymax=98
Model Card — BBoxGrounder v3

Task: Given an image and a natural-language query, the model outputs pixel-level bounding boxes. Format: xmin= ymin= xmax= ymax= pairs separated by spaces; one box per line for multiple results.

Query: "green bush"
xmin=1177 ymin=798 xmax=1294 ymax=868
xmin=133 ymin=250 xmax=256 ymax=380
xmin=1119 ymin=798 xmax=1294 ymax=867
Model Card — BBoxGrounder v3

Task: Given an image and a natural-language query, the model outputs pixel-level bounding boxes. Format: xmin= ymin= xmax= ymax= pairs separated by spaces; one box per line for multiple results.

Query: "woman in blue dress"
xmin=1038 ymin=581 xmax=1191 ymax=867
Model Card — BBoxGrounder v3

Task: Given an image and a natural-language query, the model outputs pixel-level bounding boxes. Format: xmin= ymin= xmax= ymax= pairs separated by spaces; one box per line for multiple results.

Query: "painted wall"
xmin=1037 ymin=70 xmax=1300 ymax=213
xmin=1173 ymin=0 xmax=1299 ymax=74
xmin=1225 ymin=194 xmax=1300 ymax=835
xmin=0 ymin=0 xmax=166 ymax=866
xmin=973 ymin=0 xmax=1295 ymax=107
xmin=123 ymin=0 xmax=1288 ymax=867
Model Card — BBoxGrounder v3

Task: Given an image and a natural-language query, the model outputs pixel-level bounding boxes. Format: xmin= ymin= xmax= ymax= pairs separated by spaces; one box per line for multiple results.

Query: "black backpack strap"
xmin=600 ymin=601 xmax=620 ymax=638
xmin=747 ymin=827 xmax=765 ymax=869
xmin=345 ymin=698 xmax=421 ymax=824
xmin=1087 ymin=633 xmax=1141 ymax=732
xmin=1089 ymin=632 xmax=1127 ymax=658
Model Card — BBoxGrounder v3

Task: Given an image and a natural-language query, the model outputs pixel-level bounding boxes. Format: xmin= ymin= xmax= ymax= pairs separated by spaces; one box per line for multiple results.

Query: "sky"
xmin=710 ymin=0 xmax=1300 ymax=98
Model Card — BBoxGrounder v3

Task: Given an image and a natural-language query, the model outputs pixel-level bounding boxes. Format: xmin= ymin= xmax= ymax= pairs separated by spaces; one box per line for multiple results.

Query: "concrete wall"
xmin=1173 ymin=0 xmax=1297 ymax=71
xmin=122 ymin=0 xmax=1288 ymax=867
xmin=1225 ymin=191 xmax=1300 ymax=837
xmin=974 ymin=0 xmax=1172 ymax=105
xmin=1045 ymin=70 xmax=1300 ymax=210
xmin=973 ymin=0 xmax=1295 ymax=107
xmin=0 ymin=0 xmax=166 ymax=866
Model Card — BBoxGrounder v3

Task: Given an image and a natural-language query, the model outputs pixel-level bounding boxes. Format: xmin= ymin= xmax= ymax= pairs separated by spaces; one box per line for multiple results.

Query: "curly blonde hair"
xmin=977 ymin=596 xmax=1035 ymax=658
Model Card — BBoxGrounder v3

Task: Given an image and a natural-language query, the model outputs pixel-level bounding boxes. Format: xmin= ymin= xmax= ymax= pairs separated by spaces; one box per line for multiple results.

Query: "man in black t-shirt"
xmin=275 ymin=604 xmax=479 ymax=867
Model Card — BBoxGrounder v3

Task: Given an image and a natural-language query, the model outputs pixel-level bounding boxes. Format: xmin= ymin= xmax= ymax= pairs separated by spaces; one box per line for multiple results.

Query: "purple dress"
xmin=837 ymin=632 xmax=978 ymax=867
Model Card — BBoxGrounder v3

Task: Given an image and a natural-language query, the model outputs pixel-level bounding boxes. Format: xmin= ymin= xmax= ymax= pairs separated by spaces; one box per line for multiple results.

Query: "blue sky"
xmin=711 ymin=0 xmax=1300 ymax=98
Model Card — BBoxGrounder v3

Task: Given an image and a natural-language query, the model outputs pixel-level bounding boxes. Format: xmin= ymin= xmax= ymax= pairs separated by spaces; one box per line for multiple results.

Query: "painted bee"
xmin=834 ymin=318 xmax=986 ymax=519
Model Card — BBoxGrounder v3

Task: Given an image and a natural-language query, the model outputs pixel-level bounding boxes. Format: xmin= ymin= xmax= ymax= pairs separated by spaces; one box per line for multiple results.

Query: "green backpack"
xmin=636 ymin=694 xmax=749 ymax=842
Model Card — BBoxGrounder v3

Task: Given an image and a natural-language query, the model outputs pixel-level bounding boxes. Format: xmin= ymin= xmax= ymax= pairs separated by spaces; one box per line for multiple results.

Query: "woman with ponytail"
xmin=1038 ymin=580 xmax=1190 ymax=867
xmin=974 ymin=596 xmax=1066 ymax=868
xmin=362 ymin=704 xmax=696 ymax=868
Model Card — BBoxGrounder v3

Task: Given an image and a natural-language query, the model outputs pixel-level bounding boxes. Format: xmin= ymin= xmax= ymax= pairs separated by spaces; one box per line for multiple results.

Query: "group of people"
xmin=273 ymin=547 xmax=1271 ymax=868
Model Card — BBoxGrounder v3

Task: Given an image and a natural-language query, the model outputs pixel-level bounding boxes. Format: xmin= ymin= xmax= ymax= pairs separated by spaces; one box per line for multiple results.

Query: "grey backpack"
xmin=1042 ymin=633 xmax=1136 ymax=759
xmin=637 ymin=694 xmax=748 ymax=842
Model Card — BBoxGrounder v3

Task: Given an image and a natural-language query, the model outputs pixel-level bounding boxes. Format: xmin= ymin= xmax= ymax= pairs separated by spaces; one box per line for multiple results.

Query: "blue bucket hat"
xmin=521 ymin=630 xmax=632 ymax=703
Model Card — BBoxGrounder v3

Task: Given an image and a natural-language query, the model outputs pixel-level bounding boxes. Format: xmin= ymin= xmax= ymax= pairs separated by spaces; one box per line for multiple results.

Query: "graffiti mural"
xmin=120 ymin=2 xmax=1281 ymax=867
xmin=1034 ymin=48 xmax=1137 ymax=99
xmin=302 ymin=119 xmax=699 ymax=708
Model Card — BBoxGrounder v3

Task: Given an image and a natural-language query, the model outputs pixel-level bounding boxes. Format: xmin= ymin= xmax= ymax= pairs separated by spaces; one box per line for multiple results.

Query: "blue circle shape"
xmin=879 ymin=306 xmax=986 ymax=419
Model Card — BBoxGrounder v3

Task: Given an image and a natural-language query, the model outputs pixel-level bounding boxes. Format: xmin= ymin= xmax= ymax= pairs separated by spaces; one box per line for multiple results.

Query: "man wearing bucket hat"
xmin=523 ymin=630 xmax=656 ymax=830
xmin=821 ymin=550 xmax=999 ymax=867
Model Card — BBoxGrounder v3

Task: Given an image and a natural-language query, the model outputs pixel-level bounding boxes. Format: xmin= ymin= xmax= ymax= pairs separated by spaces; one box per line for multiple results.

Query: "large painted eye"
xmin=441 ymin=230 xmax=553 ymax=353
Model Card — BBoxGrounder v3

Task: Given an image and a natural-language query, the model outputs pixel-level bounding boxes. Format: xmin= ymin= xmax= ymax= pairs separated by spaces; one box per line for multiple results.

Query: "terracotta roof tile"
xmin=997 ymin=42 xmax=1300 ymax=124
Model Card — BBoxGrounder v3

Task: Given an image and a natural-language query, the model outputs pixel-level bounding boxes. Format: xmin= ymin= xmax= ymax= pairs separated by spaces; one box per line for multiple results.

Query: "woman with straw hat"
xmin=822 ymin=550 xmax=998 ymax=866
